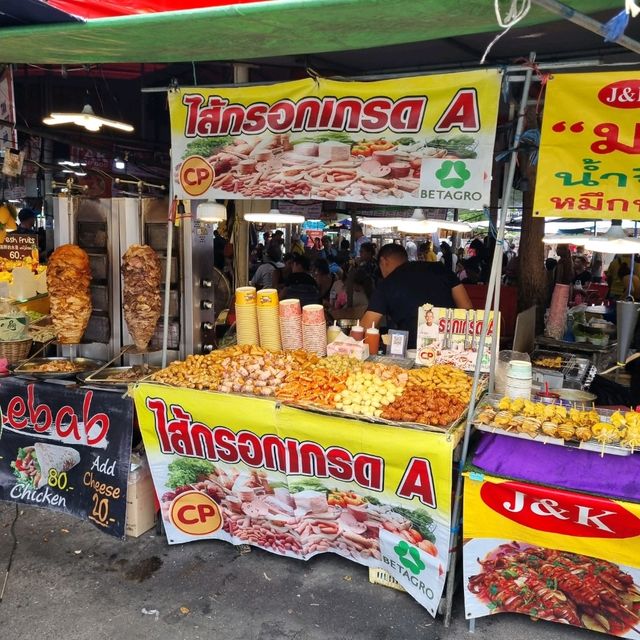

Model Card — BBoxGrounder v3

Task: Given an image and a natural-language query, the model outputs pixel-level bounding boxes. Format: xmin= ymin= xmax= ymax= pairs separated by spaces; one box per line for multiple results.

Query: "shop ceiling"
xmin=5 ymin=1 xmax=640 ymax=179
xmin=0 ymin=0 xmax=634 ymax=65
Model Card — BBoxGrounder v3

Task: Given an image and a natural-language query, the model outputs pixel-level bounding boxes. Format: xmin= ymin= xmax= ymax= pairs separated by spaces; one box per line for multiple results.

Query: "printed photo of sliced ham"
xmin=159 ymin=464 xmax=441 ymax=563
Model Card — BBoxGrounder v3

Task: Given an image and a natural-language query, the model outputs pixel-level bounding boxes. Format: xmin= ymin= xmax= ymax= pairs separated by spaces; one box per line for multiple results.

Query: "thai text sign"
xmin=535 ymin=72 xmax=640 ymax=220
xmin=169 ymin=71 xmax=501 ymax=208
xmin=133 ymin=383 xmax=456 ymax=616
xmin=0 ymin=378 xmax=134 ymax=538
xmin=0 ymin=233 xmax=38 ymax=261
xmin=463 ymin=474 xmax=640 ymax=637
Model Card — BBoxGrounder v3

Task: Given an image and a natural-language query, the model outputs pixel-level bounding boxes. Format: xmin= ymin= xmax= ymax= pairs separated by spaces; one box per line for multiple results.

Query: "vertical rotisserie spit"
xmin=121 ymin=244 xmax=162 ymax=350
xmin=46 ymin=244 xmax=92 ymax=344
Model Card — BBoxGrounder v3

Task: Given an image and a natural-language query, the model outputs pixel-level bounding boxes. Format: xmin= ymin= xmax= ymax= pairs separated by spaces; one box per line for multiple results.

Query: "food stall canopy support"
xmin=0 ymin=0 xmax=622 ymax=64
xmin=444 ymin=52 xmax=538 ymax=629
xmin=531 ymin=0 xmax=640 ymax=55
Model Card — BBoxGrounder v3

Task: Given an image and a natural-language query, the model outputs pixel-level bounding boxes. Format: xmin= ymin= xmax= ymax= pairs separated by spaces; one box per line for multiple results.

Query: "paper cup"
xmin=257 ymin=288 xmax=279 ymax=308
xmin=236 ymin=286 xmax=257 ymax=306
xmin=302 ymin=304 xmax=326 ymax=325
xmin=279 ymin=299 xmax=302 ymax=318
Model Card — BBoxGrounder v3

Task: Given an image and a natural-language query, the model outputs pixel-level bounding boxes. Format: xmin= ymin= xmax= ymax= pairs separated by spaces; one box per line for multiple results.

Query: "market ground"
xmin=0 ymin=504 xmax=599 ymax=640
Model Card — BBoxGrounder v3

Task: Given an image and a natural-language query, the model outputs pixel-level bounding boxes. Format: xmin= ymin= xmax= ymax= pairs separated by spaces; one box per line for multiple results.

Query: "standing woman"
xmin=440 ymin=241 xmax=457 ymax=272
xmin=555 ymin=245 xmax=574 ymax=285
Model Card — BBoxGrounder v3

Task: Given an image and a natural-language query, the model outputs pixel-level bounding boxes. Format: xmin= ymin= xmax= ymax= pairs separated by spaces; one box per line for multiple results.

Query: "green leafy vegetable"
xmin=502 ymin=569 xmax=519 ymax=579
xmin=364 ymin=495 xmax=382 ymax=506
xmin=394 ymin=137 xmax=417 ymax=146
xmin=391 ymin=506 xmax=436 ymax=542
xmin=292 ymin=132 xmax=354 ymax=146
xmin=166 ymin=458 xmax=216 ymax=488
xmin=426 ymin=134 xmax=478 ymax=159
xmin=288 ymin=478 xmax=329 ymax=493
xmin=183 ymin=136 xmax=236 ymax=160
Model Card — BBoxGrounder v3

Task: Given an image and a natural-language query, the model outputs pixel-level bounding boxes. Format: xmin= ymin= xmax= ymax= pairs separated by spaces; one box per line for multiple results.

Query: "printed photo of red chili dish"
xmin=468 ymin=542 xmax=640 ymax=636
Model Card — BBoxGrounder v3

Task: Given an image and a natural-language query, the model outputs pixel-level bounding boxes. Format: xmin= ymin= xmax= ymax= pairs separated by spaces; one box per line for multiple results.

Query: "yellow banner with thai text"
xmin=535 ymin=71 xmax=640 ymax=220
xmin=132 ymin=383 xmax=456 ymax=616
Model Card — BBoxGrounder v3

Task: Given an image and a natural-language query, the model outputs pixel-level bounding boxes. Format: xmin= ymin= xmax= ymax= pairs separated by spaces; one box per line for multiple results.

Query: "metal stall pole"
xmin=629 ymin=222 xmax=638 ymax=299
xmin=530 ymin=0 xmax=640 ymax=56
xmin=161 ymin=162 xmax=176 ymax=369
xmin=443 ymin=55 xmax=537 ymax=629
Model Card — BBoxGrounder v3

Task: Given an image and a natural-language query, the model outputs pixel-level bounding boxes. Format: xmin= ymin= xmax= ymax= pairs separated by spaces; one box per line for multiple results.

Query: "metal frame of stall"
xmin=156 ymin=44 xmax=639 ymax=629
xmin=155 ymin=59 xmax=534 ymax=624
xmin=449 ymin=3 xmax=640 ymax=631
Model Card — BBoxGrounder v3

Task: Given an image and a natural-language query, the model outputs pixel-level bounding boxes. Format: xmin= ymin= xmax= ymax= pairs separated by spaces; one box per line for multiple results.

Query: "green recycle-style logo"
xmin=394 ymin=540 xmax=425 ymax=575
xmin=435 ymin=160 xmax=471 ymax=189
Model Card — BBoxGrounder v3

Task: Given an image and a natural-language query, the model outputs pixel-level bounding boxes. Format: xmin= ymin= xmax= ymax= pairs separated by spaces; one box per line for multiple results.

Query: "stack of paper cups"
xmin=235 ymin=286 xmax=259 ymax=345
xmin=302 ymin=304 xmax=327 ymax=356
xmin=545 ymin=283 xmax=570 ymax=340
xmin=279 ymin=299 xmax=303 ymax=350
xmin=257 ymin=288 xmax=282 ymax=350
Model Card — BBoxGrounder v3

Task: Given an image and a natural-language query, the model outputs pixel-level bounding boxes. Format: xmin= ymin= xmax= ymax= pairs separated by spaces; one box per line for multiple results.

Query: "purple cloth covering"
xmin=472 ymin=433 xmax=640 ymax=504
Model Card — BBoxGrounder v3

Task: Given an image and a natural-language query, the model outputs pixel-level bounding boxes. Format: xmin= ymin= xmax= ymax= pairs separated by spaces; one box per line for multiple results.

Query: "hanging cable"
xmin=481 ymin=0 xmax=532 ymax=64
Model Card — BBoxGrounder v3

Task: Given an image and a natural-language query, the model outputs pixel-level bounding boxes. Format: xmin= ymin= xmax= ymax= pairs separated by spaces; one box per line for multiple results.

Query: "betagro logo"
xmin=170 ymin=491 xmax=223 ymax=536
xmin=480 ymin=481 xmax=640 ymax=539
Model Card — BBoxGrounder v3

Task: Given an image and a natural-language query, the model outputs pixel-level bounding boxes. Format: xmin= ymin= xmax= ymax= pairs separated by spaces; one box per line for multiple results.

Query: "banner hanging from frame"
xmin=169 ymin=70 xmax=502 ymax=209
xmin=535 ymin=71 xmax=640 ymax=220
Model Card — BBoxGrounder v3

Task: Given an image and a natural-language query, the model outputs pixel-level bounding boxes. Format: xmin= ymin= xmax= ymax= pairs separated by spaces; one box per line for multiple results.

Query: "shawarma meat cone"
xmin=122 ymin=244 xmax=162 ymax=350
xmin=46 ymin=244 xmax=92 ymax=344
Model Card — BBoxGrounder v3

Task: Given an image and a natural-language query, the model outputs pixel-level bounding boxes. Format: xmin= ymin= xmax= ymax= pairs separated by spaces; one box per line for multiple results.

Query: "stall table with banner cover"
xmin=0 ymin=377 xmax=134 ymax=538
xmin=133 ymin=383 xmax=461 ymax=616
xmin=463 ymin=432 xmax=640 ymax=638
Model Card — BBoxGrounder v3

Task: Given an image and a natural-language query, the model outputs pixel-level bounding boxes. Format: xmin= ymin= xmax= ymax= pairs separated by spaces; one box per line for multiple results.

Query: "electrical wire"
xmin=481 ymin=0 xmax=532 ymax=64
xmin=0 ymin=504 xmax=20 ymax=604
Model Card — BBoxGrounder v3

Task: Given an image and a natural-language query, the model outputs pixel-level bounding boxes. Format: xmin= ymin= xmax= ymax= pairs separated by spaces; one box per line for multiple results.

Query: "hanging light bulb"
xmin=585 ymin=221 xmax=639 ymax=254
xmin=44 ymin=103 xmax=134 ymax=133
xmin=542 ymin=234 xmax=592 ymax=245
xmin=196 ymin=202 xmax=227 ymax=222
xmin=244 ymin=208 xmax=305 ymax=223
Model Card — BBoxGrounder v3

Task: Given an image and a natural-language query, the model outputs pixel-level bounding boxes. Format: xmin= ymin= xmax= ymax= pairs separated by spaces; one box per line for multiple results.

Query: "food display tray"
xmin=472 ymin=396 xmax=633 ymax=457
xmin=281 ymin=400 xmax=468 ymax=434
xmin=77 ymin=366 xmax=159 ymax=389
xmin=530 ymin=349 xmax=571 ymax=370
xmin=11 ymin=357 xmax=105 ymax=379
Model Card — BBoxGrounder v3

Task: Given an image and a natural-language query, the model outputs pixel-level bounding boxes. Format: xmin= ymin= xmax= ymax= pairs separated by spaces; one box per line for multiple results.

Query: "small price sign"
xmin=0 ymin=233 xmax=38 ymax=261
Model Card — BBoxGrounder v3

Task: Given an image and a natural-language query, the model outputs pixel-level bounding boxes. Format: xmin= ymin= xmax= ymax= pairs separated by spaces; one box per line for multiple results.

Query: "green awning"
xmin=0 ymin=0 xmax=622 ymax=64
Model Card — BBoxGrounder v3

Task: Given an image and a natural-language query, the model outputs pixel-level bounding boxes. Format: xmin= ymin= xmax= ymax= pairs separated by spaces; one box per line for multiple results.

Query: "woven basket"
xmin=0 ymin=338 xmax=33 ymax=364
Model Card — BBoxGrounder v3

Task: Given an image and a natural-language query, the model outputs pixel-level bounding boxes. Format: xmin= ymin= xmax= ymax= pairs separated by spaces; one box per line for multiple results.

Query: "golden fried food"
xmin=382 ymin=385 xmax=466 ymax=426
xmin=26 ymin=360 xmax=77 ymax=373
xmin=533 ymin=356 xmax=563 ymax=369
xmin=408 ymin=364 xmax=473 ymax=402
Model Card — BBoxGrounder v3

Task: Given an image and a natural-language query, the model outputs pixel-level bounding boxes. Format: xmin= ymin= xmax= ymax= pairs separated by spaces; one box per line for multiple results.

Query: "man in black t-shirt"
xmin=360 ymin=243 xmax=472 ymax=348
